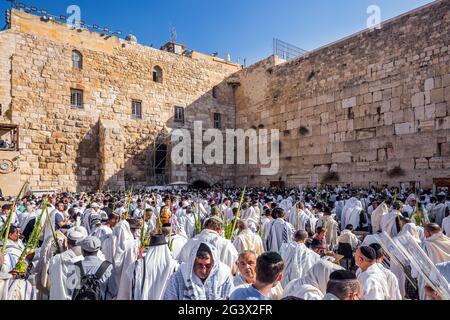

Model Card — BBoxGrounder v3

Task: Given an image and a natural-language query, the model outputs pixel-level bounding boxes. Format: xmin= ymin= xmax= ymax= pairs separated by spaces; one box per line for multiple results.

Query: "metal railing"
xmin=273 ymin=38 xmax=307 ymax=61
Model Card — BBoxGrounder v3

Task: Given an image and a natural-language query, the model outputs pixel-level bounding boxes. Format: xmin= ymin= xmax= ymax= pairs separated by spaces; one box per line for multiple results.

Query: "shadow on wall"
xmin=94 ymin=79 xmax=237 ymax=193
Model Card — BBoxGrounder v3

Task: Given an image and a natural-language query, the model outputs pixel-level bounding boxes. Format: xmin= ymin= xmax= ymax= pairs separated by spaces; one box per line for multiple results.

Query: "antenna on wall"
xmin=169 ymin=24 xmax=177 ymax=42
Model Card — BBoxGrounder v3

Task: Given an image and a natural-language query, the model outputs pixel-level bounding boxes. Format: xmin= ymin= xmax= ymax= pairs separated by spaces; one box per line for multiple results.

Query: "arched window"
xmin=72 ymin=50 xmax=82 ymax=69
xmin=152 ymin=66 xmax=162 ymax=83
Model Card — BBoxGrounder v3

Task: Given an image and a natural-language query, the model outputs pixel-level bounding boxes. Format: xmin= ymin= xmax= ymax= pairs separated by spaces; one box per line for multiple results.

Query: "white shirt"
xmin=442 ymin=216 xmax=450 ymax=236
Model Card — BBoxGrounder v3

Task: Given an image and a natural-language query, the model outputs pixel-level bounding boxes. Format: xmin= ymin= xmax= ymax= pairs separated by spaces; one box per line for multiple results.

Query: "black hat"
xmin=149 ymin=235 xmax=168 ymax=247
xmin=329 ymin=270 xmax=357 ymax=280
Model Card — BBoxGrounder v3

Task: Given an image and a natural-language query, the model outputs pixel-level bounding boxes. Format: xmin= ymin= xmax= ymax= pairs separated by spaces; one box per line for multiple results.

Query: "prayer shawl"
xmin=164 ymin=241 xmax=233 ymax=300
xmin=431 ymin=203 xmax=447 ymax=227
xmin=117 ymin=244 xmax=179 ymax=300
xmin=422 ymin=232 xmax=450 ymax=265
xmin=443 ymin=216 xmax=450 ymax=236
xmin=398 ymin=223 xmax=421 ymax=243
xmin=48 ymin=247 xmax=83 ymax=300
xmin=232 ymin=229 xmax=264 ymax=256
xmin=279 ymin=242 xmax=320 ymax=287
xmin=357 ymin=264 xmax=390 ymax=300
xmin=283 ymin=260 xmax=343 ymax=300
xmin=338 ymin=229 xmax=360 ymax=250
xmin=169 ymin=234 xmax=188 ymax=261
xmin=340 ymin=197 xmax=363 ymax=230
xmin=380 ymin=210 xmax=402 ymax=237
xmin=232 ymin=274 xmax=283 ymax=300
xmin=287 ymin=206 xmax=310 ymax=231
xmin=0 ymin=274 xmax=35 ymax=300
xmin=102 ymin=220 xmax=138 ymax=298
xmin=178 ymin=212 xmax=196 ymax=239
xmin=0 ymin=240 xmax=24 ymax=273
xmin=320 ymin=215 xmax=339 ymax=249
xmin=266 ymin=218 xmax=295 ymax=253
xmin=177 ymin=229 xmax=238 ymax=269
xmin=371 ymin=203 xmax=389 ymax=233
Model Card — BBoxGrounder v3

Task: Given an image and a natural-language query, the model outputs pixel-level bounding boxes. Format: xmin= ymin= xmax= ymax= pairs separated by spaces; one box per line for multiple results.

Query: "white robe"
xmin=117 ymin=244 xmax=178 ymax=300
xmin=421 ymin=232 xmax=450 ymax=265
xmin=266 ymin=218 xmax=295 ymax=253
xmin=280 ymin=242 xmax=320 ymax=287
xmin=357 ymin=264 xmax=390 ymax=300
xmin=232 ymin=229 xmax=264 ymax=256
xmin=288 ymin=207 xmax=310 ymax=231
xmin=371 ymin=203 xmax=388 ymax=233
xmin=48 ymin=247 xmax=83 ymax=300
xmin=340 ymin=198 xmax=363 ymax=230
xmin=431 ymin=203 xmax=447 ymax=227
xmin=443 ymin=216 xmax=450 ymax=236
xmin=169 ymin=234 xmax=188 ymax=261
xmin=177 ymin=229 xmax=238 ymax=269
xmin=282 ymin=260 xmax=343 ymax=300
xmin=380 ymin=210 xmax=402 ymax=238
xmin=102 ymin=220 xmax=138 ymax=298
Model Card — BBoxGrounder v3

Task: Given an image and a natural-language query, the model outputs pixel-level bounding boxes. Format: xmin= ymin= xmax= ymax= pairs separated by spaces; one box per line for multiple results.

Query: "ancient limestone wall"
xmin=233 ymin=0 xmax=450 ymax=188
xmin=0 ymin=9 xmax=239 ymax=192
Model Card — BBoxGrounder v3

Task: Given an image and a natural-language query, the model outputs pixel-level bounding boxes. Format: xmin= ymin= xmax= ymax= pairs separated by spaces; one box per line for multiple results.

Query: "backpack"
xmin=72 ymin=260 xmax=111 ymax=300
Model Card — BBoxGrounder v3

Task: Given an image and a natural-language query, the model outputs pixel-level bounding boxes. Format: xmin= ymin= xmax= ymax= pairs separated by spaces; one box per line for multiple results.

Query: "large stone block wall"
xmin=233 ymin=0 xmax=450 ymax=188
xmin=0 ymin=9 xmax=239 ymax=192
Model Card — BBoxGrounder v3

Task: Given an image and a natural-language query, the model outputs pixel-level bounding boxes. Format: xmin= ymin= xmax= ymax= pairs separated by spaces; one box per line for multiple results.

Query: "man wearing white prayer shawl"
xmin=355 ymin=246 xmax=390 ymax=300
xmin=338 ymin=225 xmax=360 ymax=250
xmin=367 ymin=243 xmax=402 ymax=300
xmin=177 ymin=217 xmax=238 ymax=270
xmin=161 ymin=224 xmax=188 ymax=260
xmin=177 ymin=207 xmax=197 ymax=239
xmin=0 ymin=272 xmax=35 ymax=300
xmin=380 ymin=201 xmax=403 ymax=237
xmin=422 ymin=224 xmax=450 ymax=265
xmin=317 ymin=207 xmax=339 ymax=250
xmin=443 ymin=210 xmax=450 ymax=236
xmin=266 ymin=207 xmax=295 ymax=253
xmin=163 ymin=241 xmax=234 ymax=300
xmin=282 ymin=259 xmax=344 ymax=300
xmin=371 ymin=202 xmax=389 ymax=234
xmin=116 ymin=235 xmax=178 ymax=300
xmin=102 ymin=219 xmax=138 ymax=298
xmin=48 ymin=226 xmax=87 ymax=300
xmin=232 ymin=220 xmax=264 ymax=256
xmin=280 ymin=230 xmax=320 ymax=287
xmin=340 ymin=197 xmax=364 ymax=231
xmin=287 ymin=202 xmax=311 ymax=231
xmin=0 ymin=225 xmax=25 ymax=274
xmin=431 ymin=196 xmax=447 ymax=227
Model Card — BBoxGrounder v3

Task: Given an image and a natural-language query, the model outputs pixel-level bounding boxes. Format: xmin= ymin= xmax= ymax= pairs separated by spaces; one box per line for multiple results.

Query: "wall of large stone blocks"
xmin=233 ymin=0 xmax=450 ymax=188
xmin=0 ymin=10 xmax=239 ymax=192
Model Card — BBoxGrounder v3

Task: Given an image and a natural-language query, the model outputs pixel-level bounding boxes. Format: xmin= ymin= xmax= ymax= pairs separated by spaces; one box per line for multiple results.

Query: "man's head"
xmin=316 ymin=227 xmax=326 ymax=239
xmin=424 ymin=223 xmax=441 ymax=238
xmin=108 ymin=213 xmax=120 ymax=228
xmin=80 ymin=236 xmax=101 ymax=256
xmin=392 ymin=201 xmax=403 ymax=211
xmin=355 ymin=246 xmax=377 ymax=272
xmin=203 ymin=217 xmax=224 ymax=234
xmin=327 ymin=270 xmax=361 ymax=300
xmin=237 ymin=251 xmax=257 ymax=283
xmin=293 ymin=230 xmax=309 ymax=244
xmin=66 ymin=226 xmax=88 ymax=248
xmin=345 ymin=224 xmax=354 ymax=231
xmin=193 ymin=243 xmax=214 ymax=282
xmin=8 ymin=225 xmax=20 ymax=241
xmin=271 ymin=207 xmax=285 ymax=220
xmin=237 ymin=219 xmax=248 ymax=232
xmin=369 ymin=243 xmax=384 ymax=264
xmin=56 ymin=201 xmax=65 ymax=212
xmin=310 ymin=238 xmax=324 ymax=254
xmin=1 ymin=204 xmax=11 ymax=215
xmin=255 ymin=252 xmax=284 ymax=286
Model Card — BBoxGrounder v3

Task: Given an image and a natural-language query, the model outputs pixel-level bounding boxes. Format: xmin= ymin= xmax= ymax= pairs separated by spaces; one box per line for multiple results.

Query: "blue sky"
xmin=2 ymin=0 xmax=434 ymax=65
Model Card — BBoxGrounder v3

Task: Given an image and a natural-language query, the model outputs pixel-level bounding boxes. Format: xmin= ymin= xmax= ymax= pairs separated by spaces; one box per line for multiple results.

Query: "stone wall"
xmin=0 ymin=9 xmax=239 ymax=192
xmin=233 ymin=0 xmax=450 ymax=188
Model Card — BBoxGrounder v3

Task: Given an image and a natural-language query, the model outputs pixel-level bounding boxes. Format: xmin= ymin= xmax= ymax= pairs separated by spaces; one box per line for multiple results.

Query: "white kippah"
xmin=67 ymin=226 xmax=88 ymax=241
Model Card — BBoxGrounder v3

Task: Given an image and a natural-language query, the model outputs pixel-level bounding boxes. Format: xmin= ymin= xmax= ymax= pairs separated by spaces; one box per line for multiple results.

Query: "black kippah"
xmin=369 ymin=243 xmax=383 ymax=259
xmin=329 ymin=270 xmax=357 ymax=281
xmin=360 ymin=246 xmax=377 ymax=261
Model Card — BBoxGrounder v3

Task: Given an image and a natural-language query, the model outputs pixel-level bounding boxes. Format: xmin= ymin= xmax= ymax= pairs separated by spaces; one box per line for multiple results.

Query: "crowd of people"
xmin=0 ymin=185 xmax=449 ymax=300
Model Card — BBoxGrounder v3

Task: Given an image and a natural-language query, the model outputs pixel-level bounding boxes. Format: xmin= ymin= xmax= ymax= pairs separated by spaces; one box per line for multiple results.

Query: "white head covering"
xmin=67 ymin=226 xmax=88 ymax=242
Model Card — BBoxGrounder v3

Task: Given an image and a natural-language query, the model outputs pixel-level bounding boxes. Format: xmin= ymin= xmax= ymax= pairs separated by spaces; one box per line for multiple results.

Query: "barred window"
xmin=132 ymin=100 xmax=142 ymax=119
xmin=214 ymin=113 xmax=221 ymax=129
xmin=174 ymin=106 xmax=184 ymax=123
xmin=72 ymin=50 xmax=82 ymax=69
xmin=70 ymin=89 xmax=83 ymax=108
